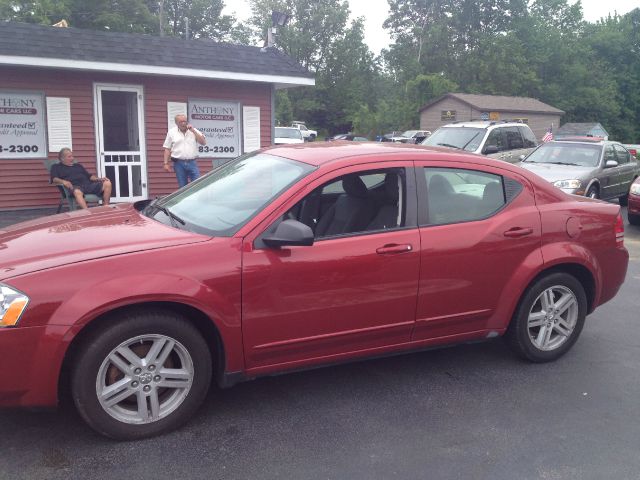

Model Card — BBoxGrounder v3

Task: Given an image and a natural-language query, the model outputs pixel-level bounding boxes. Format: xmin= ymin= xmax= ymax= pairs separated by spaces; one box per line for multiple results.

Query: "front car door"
xmin=412 ymin=161 xmax=542 ymax=341
xmin=241 ymin=163 xmax=421 ymax=373
xmin=482 ymin=128 xmax=510 ymax=162
xmin=601 ymin=145 xmax=621 ymax=199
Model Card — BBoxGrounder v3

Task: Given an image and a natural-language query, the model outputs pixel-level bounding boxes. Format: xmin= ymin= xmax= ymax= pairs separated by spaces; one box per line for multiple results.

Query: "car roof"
xmin=440 ymin=121 xmax=527 ymax=129
xmin=551 ymin=136 xmax=607 ymax=144
xmin=261 ymin=141 xmax=530 ymax=172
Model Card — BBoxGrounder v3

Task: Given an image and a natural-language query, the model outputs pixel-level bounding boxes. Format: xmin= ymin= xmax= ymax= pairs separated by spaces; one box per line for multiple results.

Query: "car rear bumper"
xmin=0 ymin=325 xmax=69 ymax=408
xmin=597 ymin=247 xmax=629 ymax=308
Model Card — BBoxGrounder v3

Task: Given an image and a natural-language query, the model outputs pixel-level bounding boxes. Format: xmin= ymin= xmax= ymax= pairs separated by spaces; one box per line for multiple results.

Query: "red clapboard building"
xmin=0 ymin=22 xmax=314 ymax=211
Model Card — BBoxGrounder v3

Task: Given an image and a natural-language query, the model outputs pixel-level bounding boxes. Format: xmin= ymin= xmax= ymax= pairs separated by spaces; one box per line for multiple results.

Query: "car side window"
xmin=285 ymin=168 xmax=406 ymax=239
xmin=604 ymin=146 xmax=617 ymax=164
xmin=519 ymin=127 xmax=538 ymax=148
xmin=504 ymin=127 xmax=524 ymax=150
xmin=484 ymin=129 xmax=506 ymax=152
xmin=422 ymin=168 xmax=506 ymax=226
xmin=614 ymin=145 xmax=630 ymax=164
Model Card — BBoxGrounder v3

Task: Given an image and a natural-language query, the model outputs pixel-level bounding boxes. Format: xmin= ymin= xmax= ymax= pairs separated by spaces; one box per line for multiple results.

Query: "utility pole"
xmin=159 ymin=0 xmax=164 ymax=36
xmin=185 ymin=17 xmax=190 ymax=40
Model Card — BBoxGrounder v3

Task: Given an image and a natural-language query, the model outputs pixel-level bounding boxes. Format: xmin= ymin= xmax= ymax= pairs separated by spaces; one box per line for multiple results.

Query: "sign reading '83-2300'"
xmin=0 ymin=91 xmax=47 ymax=159
xmin=188 ymin=99 xmax=241 ymax=158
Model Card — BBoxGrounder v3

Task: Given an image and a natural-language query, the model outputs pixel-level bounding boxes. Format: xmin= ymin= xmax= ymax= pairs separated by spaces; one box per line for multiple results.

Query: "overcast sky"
xmin=224 ymin=0 xmax=638 ymax=54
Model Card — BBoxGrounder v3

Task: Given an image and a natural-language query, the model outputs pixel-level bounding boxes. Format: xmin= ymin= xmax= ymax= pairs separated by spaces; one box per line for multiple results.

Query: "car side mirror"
xmin=483 ymin=145 xmax=499 ymax=155
xmin=263 ymin=219 xmax=314 ymax=248
xmin=605 ymin=160 xmax=619 ymax=168
xmin=518 ymin=154 xmax=526 ymax=161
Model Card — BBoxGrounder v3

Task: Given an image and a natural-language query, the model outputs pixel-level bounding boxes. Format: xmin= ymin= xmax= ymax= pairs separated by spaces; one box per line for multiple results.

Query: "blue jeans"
xmin=173 ymin=159 xmax=200 ymax=188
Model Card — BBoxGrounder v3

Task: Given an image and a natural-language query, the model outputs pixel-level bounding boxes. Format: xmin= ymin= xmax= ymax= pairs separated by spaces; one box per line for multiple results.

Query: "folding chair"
xmin=43 ymin=159 xmax=101 ymax=213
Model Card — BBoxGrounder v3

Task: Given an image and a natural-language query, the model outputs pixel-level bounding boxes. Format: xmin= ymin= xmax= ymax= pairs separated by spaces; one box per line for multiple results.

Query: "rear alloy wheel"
xmin=586 ymin=186 xmax=599 ymax=199
xmin=71 ymin=310 xmax=212 ymax=440
xmin=506 ymin=273 xmax=587 ymax=362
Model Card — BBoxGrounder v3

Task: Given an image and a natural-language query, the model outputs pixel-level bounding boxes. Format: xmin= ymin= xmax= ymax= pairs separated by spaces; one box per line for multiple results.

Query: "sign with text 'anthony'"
xmin=188 ymin=99 xmax=241 ymax=158
xmin=0 ymin=91 xmax=47 ymax=159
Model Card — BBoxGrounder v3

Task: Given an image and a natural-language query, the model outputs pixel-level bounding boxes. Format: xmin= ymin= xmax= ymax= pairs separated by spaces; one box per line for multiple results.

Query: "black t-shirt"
xmin=50 ymin=163 xmax=92 ymax=186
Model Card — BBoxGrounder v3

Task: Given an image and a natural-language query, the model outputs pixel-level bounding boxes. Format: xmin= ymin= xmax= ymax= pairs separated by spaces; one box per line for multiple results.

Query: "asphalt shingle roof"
xmin=420 ymin=93 xmax=564 ymax=114
xmin=0 ymin=21 xmax=313 ymax=81
xmin=556 ymin=123 xmax=609 ymax=136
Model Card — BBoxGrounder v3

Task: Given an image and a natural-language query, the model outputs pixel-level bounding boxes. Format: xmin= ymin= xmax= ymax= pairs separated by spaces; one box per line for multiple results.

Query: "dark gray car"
xmin=519 ymin=138 xmax=640 ymax=204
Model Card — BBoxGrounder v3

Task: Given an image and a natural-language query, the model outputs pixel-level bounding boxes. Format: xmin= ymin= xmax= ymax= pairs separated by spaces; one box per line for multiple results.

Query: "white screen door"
xmin=95 ymin=84 xmax=148 ymax=202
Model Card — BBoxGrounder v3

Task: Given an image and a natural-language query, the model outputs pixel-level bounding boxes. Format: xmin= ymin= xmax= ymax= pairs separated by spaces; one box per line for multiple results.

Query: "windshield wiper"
xmin=547 ymin=162 xmax=580 ymax=166
xmin=461 ymin=132 xmax=482 ymax=150
xmin=147 ymin=197 xmax=185 ymax=228
xmin=437 ymin=142 xmax=461 ymax=149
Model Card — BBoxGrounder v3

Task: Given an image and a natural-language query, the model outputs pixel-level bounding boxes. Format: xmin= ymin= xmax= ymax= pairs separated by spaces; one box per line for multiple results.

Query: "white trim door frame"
xmin=94 ymin=83 xmax=148 ymax=202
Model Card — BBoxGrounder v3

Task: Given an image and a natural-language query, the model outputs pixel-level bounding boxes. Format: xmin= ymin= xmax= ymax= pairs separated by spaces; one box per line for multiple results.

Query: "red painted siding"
xmin=0 ymin=66 xmax=273 ymax=210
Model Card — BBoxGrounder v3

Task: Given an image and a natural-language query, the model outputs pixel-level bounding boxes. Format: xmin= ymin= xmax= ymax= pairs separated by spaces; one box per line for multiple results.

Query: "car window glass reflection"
xmin=423 ymin=167 xmax=505 ymax=225
xmin=285 ymin=168 xmax=406 ymax=239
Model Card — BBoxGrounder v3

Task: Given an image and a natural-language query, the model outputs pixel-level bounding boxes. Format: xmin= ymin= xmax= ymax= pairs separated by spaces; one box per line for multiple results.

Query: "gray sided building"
xmin=419 ymin=93 xmax=564 ymax=141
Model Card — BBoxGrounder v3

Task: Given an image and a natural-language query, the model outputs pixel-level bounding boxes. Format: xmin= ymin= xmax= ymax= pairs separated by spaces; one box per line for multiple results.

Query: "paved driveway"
xmin=0 ymin=209 xmax=639 ymax=480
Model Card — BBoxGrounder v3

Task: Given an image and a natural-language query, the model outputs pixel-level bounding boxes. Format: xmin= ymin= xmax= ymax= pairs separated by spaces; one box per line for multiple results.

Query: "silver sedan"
xmin=518 ymin=138 xmax=640 ymax=204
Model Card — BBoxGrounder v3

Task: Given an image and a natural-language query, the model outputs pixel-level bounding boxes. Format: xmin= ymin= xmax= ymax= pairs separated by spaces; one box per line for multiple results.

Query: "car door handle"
xmin=376 ymin=244 xmax=413 ymax=255
xmin=503 ymin=227 xmax=533 ymax=238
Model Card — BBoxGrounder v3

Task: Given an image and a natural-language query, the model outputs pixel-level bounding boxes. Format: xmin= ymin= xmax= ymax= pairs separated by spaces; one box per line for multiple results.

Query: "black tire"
xmin=629 ymin=212 xmax=640 ymax=226
xmin=71 ymin=309 xmax=212 ymax=440
xmin=585 ymin=185 xmax=599 ymax=199
xmin=619 ymin=194 xmax=629 ymax=206
xmin=506 ymin=272 xmax=587 ymax=363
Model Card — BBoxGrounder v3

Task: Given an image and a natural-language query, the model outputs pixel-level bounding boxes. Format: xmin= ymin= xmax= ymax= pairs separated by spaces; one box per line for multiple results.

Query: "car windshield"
xmin=402 ymin=130 xmax=419 ymax=138
xmin=276 ymin=128 xmax=302 ymax=139
xmin=422 ymin=127 xmax=486 ymax=152
xmin=144 ymin=153 xmax=315 ymax=236
xmin=523 ymin=143 xmax=601 ymax=167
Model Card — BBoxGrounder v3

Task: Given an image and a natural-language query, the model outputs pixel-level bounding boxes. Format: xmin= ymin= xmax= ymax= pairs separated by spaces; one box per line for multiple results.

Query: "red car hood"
xmin=0 ymin=204 xmax=209 ymax=280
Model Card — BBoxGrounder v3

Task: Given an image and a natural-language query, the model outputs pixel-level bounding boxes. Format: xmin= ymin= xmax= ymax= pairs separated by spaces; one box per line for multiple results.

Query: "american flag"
xmin=542 ymin=126 xmax=553 ymax=143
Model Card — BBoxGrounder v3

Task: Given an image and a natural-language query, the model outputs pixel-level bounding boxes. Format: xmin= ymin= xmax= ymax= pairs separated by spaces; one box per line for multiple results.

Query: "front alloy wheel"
xmin=506 ymin=272 xmax=587 ymax=362
xmin=97 ymin=334 xmax=194 ymax=425
xmin=71 ymin=310 xmax=211 ymax=440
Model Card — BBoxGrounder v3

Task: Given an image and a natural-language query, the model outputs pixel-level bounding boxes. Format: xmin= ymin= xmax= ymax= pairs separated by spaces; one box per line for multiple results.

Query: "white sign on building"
xmin=0 ymin=90 xmax=47 ymax=159
xmin=188 ymin=99 xmax=241 ymax=158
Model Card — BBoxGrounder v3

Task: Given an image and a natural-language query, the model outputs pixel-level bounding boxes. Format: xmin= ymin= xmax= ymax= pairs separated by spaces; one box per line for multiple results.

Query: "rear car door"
xmin=412 ymin=161 xmax=542 ymax=341
xmin=614 ymin=144 xmax=639 ymax=195
xmin=241 ymin=163 xmax=421 ymax=372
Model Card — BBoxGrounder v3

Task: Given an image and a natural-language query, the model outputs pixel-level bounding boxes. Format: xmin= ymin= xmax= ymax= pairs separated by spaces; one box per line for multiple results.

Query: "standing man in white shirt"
xmin=163 ymin=114 xmax=207 ymax=187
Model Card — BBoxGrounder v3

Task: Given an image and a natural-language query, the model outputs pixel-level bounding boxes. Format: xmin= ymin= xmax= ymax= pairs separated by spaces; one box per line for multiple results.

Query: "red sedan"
xmin=0 ymin=143 xmax=628 ymax=439
xmin=628 ymin=177 xmax=640 ymax=225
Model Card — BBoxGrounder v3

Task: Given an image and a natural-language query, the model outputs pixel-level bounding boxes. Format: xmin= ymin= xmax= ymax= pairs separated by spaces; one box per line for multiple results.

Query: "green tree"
xmin=248 ymin=0 xmax=378 ymax=135
xmin=0 ymin=0 xmax=71 ymax=24
xmin=152 ymin=0 xmax=235 ymax=40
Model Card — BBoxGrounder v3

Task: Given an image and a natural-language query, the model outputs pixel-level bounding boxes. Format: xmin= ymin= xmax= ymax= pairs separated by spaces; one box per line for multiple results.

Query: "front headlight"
xmin=553 ymin=179 xmax=582 ymax=189
xmin=630 ymin=183 xmax=640 ymax=195
xmin=0 ymin=284 xmax=29 ymax=327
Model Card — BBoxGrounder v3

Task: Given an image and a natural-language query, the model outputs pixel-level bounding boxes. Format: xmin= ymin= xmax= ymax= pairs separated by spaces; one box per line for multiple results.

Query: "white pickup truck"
xmin=290 ymin=121 xmax=317 ymax=141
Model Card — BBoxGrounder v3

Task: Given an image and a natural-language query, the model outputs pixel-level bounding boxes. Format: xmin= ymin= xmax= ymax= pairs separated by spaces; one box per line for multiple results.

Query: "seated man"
xmin=50 ymin=148 xmax=112 ymax=209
